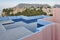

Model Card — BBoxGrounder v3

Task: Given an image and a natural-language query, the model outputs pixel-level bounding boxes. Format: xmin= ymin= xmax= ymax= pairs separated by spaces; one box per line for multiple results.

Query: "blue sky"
xmin=0 ymin=0 xmax=60 ymax=11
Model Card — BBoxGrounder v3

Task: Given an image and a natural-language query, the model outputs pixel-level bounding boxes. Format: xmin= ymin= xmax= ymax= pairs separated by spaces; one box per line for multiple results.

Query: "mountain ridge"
xmin=14 ymin=3 xmax=51 ymax=8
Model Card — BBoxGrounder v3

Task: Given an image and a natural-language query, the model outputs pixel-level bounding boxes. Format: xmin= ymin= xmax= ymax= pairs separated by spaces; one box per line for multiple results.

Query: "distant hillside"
xmin=14 ymin=3 xmax=50 ymax=8
xmin=0 ymin=10 xmax=1 ymax=13
xmin=54 ymin=4 xmax=60 ymax=8
xmin=2 ymin=3 xmax=53 ymax=16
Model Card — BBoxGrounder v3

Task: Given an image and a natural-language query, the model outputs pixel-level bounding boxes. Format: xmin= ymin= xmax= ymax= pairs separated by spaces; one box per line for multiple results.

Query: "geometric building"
xmin=0 ymin=8 xmax=60 ymax=40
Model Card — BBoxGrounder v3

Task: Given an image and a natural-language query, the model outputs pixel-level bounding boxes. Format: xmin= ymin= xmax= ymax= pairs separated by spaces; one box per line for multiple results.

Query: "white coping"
xmin=0 ymin=20 xmax=14 ymax=24
xmin=37 ymin=19 xmax=53 ymax=25
xmin=0 ymin=17 xmax=9 ymax=21
xmin=20 ymin=15 xmax=50 ymax=20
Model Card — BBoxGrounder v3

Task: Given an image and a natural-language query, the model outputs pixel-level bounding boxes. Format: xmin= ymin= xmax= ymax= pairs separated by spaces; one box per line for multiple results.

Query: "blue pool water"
xmin=37 ymin=23 xmax=44 ymax=28
xmin=12 ymin=18 xmax=37 ymax=23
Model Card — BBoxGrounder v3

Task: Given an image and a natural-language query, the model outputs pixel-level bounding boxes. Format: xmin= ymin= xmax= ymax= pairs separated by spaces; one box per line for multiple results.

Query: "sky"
xmin=0 ymin=0 xmax=60 ymax=13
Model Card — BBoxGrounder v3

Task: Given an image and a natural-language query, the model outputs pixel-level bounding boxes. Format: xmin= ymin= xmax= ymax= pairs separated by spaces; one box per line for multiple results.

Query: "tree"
xmin=47 ymin=6 xmax=51 ymax=8
xmin=2 ymin=6 xmax=47 ymax=16
xmin=9 ymin=8 xmax=13 ymax=14
xmin=40 ymin=6 xmax=43 ymax=10
xmin=2 ymin=8 xmax=14 ymax=16
xmin=2 ymin=8 xmax=9 ymax=16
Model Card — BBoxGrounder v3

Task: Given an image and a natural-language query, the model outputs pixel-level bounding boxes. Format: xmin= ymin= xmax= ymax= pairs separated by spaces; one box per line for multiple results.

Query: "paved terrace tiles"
xmin=0 ymin=27 xmax=33 ymax=40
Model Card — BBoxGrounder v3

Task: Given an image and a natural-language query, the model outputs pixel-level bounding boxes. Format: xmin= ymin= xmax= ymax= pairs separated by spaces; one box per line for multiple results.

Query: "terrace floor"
xmin=0 ymin=15 xmax=52 ymax=40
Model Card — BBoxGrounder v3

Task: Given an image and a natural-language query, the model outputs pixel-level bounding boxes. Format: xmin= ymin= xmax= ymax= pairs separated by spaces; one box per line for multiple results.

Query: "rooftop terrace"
xmin=0 ymin=15 xmax=52 ymax=40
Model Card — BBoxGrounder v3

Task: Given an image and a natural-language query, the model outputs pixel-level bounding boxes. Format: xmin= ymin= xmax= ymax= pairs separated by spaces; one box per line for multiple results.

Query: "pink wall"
xmin=53 ymin=8 xmax=60 ymax=23
xmin=42 ymin=8 xmax=60 ymax=23
xmin=22 ymin=8 xmax=60 ymax=40
xmin=22 ymin=23 xmax=60 ymax=40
